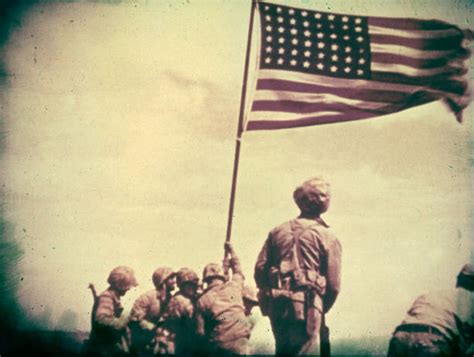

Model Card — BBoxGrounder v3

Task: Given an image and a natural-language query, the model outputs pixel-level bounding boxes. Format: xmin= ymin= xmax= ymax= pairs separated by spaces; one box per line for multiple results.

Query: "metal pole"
xmin=223 ymin=0 xmax=257 ymax=269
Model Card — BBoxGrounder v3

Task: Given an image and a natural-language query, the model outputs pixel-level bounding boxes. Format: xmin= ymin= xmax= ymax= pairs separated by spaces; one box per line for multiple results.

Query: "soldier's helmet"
xmin=202 ymin=263 xmax=225 ymax=282
xmin=293 ymin=176 xmax=331 ymax=215
xmin=107 ymin=266 xmax=138 ymax=291
xmin=242 ymin=286 xmax=259 ymax=304
xmin=152 ymin=267 xmax=175 ymax=288
xmin=176 ymin=267 xmax=199 ymax=288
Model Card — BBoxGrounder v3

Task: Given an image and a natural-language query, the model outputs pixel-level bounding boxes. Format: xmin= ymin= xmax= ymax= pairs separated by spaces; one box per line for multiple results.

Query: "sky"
xmin=0 ymin=0 xmax=472 ymax=351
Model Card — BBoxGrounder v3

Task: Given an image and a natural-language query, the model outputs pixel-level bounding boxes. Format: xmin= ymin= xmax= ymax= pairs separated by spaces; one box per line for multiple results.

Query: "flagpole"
xmin=223 ymin=0 xmax=257 ymax=268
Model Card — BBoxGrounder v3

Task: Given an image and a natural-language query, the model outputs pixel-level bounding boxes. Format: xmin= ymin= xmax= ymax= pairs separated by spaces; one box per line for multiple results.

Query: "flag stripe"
xmin=371 ymin=70 xmax=467 ymax=88
xmin=371 ymin=52 xmax=450 ymax=69
xmin=368 ymin=25 xmax=461 ymax=39
xmin=370 ymin=43 xmax=465 ymax=60
xmin=252 ymin=100 xmax=391 ymax=114
xmin=371 ymin=62 xmax=464 ymax=77
xmin=370 ymin=33 xmax=462 ymax=51
xmin=368 ymin=16 xmax=456 ymax=31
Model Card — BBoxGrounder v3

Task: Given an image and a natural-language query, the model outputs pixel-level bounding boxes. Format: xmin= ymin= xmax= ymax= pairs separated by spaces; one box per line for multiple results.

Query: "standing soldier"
xmin=154 ymin=267 xmax=200 ymax=355
xmin=388 ymin=264 xmax=474 ymax=356
xmin=254 ymin=176 xmax=342 ymax=355
xmin=128 ymin=267 xmax=176 ymax=355
xmin=88 ymin=266 xmax=138 ymax=356
xmin=196 ymin=243 xmax=252 ymax=355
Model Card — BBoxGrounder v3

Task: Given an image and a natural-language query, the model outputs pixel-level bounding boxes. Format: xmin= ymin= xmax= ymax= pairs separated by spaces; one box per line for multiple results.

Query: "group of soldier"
xmin=83 ymin=176 xmax=473 ymax=356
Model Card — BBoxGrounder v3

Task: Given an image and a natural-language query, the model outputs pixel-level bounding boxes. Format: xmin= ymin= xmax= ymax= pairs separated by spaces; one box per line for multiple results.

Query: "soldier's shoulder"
xmin=136 ymin=289 xmax=157 ymax=301
xmin=269 ymin=220 xmax=293 ymax=236
xmin=99 ymin=288 xmax=116 ymax=300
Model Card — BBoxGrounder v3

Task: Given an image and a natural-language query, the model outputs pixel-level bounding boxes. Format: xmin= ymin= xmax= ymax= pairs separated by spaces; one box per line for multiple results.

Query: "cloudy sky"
xmin=0 ymin=0 xmax=472 ymax=350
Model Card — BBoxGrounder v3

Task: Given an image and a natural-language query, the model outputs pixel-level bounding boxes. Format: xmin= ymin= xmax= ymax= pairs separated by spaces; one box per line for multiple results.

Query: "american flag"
xmin=245 ymin=1 xmax=471 ymax=131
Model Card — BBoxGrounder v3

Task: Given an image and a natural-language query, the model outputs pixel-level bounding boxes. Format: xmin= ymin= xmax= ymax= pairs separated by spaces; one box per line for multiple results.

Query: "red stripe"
xmin=371 ymin=71 xmax=468 ymax=92
xmin=252 ymin=100 xmax=389 ymax=114
xmin=368 ymin=16 xmax=459 ymax=31
xmin=370 ymin=33 xmax=462 ymax=51
xmin=256 ymin=79 xmax=412 ymax=103
xmin=372 ymin=52 xmax=451 ymax=69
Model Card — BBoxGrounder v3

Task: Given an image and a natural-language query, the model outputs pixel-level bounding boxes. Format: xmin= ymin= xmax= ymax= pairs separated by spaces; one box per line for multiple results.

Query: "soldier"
xmin=196 ymin=243 xmax=251 ymax=355
xmin=128 ymin=267 xmax=176 ymax=355
xmin=154 ymin=267 xmax=200 ymax=355
xmin=387 ymin=264 xmax=474 ymax=356
xmin=88 ymin=266 xmax=138 ymax=356
xmin=254 ymin=176 xmax=342 ymax=355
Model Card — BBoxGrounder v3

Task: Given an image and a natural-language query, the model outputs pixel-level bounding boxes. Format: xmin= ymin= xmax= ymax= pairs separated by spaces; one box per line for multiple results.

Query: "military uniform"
xmin=196 ymin=252 xmax=251 ymax=355
xmin=88 ymin=288 xmax=130 ymax=356
xmin=155 ymin=292 xmax=198 ymax=355
xmin=129 ymin=289 xmax=169 ymax=354
xmin=388 ymin=288 xmax=474 ymax=356
xmin=254 ymin=177 xmax=342 ymax=355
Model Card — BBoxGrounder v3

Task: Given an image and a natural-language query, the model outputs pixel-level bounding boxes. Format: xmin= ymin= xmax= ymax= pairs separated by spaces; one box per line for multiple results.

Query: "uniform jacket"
xmin=254 ymin=217 xmax=342 ymax=312
xmin=196 ymin=273 xmax=251 ymax=347
xmin=129 ymin=289 xmax=167 ymax=328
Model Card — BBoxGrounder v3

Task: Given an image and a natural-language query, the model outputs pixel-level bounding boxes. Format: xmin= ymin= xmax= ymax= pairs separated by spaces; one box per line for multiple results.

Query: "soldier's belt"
xmin=270 ymin=289 xmax=305 ymax=302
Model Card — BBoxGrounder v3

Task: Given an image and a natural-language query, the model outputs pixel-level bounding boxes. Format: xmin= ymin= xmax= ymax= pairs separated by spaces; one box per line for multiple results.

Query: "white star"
xmin=317 ymin=32 xmax=324 ymax=39
xmin=304 ymin=50 xmax=311 ymax=57
xmin=329 ymin=24 xmax=335 ymax=29
xmin=359 ymin=48 xmax=365 ymax=54
xmin=265 ymin=57 xmax=272 ymax=64
xmin=265 ymin=46 xmax=272 ymax=53
xmin=290 ymin=28 xmax=298 ymax=35
xmin=318 ymin=52 xmax=325 ymax=59
xmin=330 ymin=65 xmax=338 ymax=72
xmin=345 ymin=56 xmax=352 ymax=63
xmin=277 ymin=17 xmax=284 ymax=23
xmin=331 ymin=54 xmax=338 ymax=61
xmin=317 ymin=42 xmax=325 ymax=49
xmin=290 ymin=18 xmax=296 ymax=25
xmin=331 ymin=44 xmax=339 ymax=51
xmin=303 ymin=21 xmax=309 ymax=27
xmin=345 ymin=46 xmax=352 ymax=53
xmin=357 ymin=36 xmax=364 ymax=43
xmin=292 ymin=38 xmax=299 ymax=45
xmin=315 ymin=13 xmax=322 ymax=19
xmin=328 ymin=14 xmax=335 ymax=21
xmin=304 ymin=30 xmax=311 ymax=37
xmin=265 ymin=15 xmax=271 ymax=21
xmin=342 ymin=16 xmax=349 ymax=22
xmin=277 ymin=7 xmax=282 ymax=13
xmin=278 ymin=47 xmax=285 ymax=54
xmin=343 ymin=35 xmax=350 ymax=41
xmin=357 ymin=69 xmax=364 ymax=75
xmin=330 ymin=33 xmax=337 ymax=39
xmin=359 ymin=58 xmax=366 ymax=64
xmin=355 ymin=27 xmax=362 ymax=32
xmin=264 ymin=5 xmax=269 ymax=10
xmin=317 ymin=62 xmax=324 ymax=70
xmin=266 ymin=36 xmax=273 ymax=42
xmin=344 ymin=66 xmax=351 ymax=73
xmin=278 ymin=37 xmax=285 ymax=44
xmin=304 ymin=40 xmax=312 ymax=47
xmin=277 ymin=58 xmax=284 ymax=65
xmin=266 ymin=25 xmax=272 ymax=32
xmin=288 ymin=9 xmax=295 ymax=15
xmin=342 ymin=24 xmax=349 ymax=30
xmin=291 ymin=49 xmax=298 ymax=55
xmin=301 ymin=11 xmax=308 ymax=17
xmin=316 ymin=23 xmax=322 ymax=29
xmin=355 ymin=18 xmax=362 ymax=24
xmin=290 ymin=59 xmax=297 ymax=66
xmin=278 ymin=27 xmax=285 ymax=33
xmin=303 ymin=61 xmax=310 ymax=68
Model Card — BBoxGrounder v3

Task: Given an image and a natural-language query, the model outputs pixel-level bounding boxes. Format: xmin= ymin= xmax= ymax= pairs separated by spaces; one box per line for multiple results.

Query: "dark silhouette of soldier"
xmin=254 ymin=176 xmax=342 ymax=355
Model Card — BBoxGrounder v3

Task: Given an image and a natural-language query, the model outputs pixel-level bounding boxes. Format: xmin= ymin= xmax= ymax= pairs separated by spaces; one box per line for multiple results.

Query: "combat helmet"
xmin=293 ymin=176 xmax=331 ymax=215
xmin=176 ymin=267 xmax=199 ymax=288
xmin=202 ymin=263 xmax=225 ymax=282
xmin=107 ymin=266 xmax=138 ymax=291
xmin=152 ymin=267 xmax=175 ymax=288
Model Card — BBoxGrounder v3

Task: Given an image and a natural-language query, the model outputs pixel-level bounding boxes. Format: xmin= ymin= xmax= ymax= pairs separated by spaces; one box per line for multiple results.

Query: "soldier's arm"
xmin=324 ymin=237 xmax=342 ymax=313
xmin=129 ymin=293 xmax=150 ymax=322
xmin=95 ymin=295 xmax=128 ymax=330
xmin=195 ymin=303 xmax=206 ymax=337
xmin=254 ymin=234 xmax=271 ymax=289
